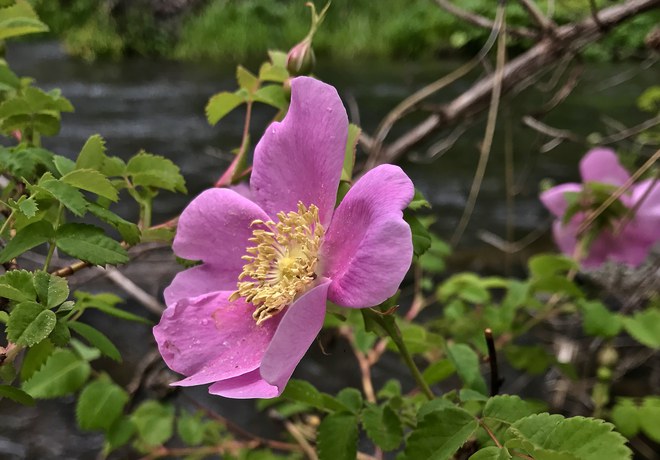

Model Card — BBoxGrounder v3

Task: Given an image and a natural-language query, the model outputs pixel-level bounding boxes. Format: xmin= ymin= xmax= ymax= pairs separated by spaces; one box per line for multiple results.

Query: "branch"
xmin=434 ymin=0 xmax=536 ymax=39
xmin=517 ymin=0 xmax=557 ymax=34
xmin=372 ymin=0 xmax=660 ymax=166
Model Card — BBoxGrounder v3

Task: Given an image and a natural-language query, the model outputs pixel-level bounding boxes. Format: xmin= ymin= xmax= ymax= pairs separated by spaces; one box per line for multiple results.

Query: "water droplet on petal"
xmin=201 ymin=318 xmax=209 ymax=326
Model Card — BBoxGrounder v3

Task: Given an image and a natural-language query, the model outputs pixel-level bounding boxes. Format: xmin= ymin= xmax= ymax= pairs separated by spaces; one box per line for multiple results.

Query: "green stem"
xmin=43 ymin=203 xmax=64 ymax=271
xmin=142 ymin=196 xmax=152 ymax=229
xmin=373 ymin=313 xmax=434 ymax=400
xmin=0 ymin=210 xmax=15 ymax=236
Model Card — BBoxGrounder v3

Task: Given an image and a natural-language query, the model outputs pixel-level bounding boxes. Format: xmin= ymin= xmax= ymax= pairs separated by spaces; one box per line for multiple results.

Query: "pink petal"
xmin=153 ymin=291 xmax=280 ymax=386
xmin=630 ymin=179 xmax=660 ymax=243
xmin=321 ymin=165 xmax=414 ymax=307
xmin=580 ymin=148 xmax=630 ymax=186
xmin=164 ymin=264 xmax=237 ymax=305
xmin=540 ymin=183 xmax=582 ymax=217
xmin=250 ymin=77 xmax=348 ymax=226
xmin=209 ymin=369 xmax=280 ymax=399
xmin=173 ymin=188 xmax=269 ymax=271
xmin=260 ymin=279 xmax=330 ymax=392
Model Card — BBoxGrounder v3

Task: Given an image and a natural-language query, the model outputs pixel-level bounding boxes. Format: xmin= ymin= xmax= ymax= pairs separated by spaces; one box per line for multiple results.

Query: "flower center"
xmin=229 ymin=202 xmax=325 ymax=325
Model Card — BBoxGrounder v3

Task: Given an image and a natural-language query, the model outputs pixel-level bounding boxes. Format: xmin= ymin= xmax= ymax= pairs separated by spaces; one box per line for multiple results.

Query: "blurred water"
xmin=1 ymin=41 xmax=658 ymax=459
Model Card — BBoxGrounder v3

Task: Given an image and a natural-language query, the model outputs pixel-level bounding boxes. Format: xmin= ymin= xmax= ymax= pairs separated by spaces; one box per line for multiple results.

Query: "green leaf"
xmin=470 ymin=446 xmax=512 ymax=460
xmin=125 ymin=152 xmax=186 ymax=193
xmin=206 ymin=91 xmax=245 ymax=125
xmin=0 ymin=0 xmax=49 ymax=40
xmin=422 ymin=359 xmax=456 ymax=385
xmin=77 ymin=375 xmax=128 ymax=431
xmin=236 ymin=65 xmax=259 ymax=93
xmin=529 ymin=254 xmax=578 ymax=278
xmin=131 ymin=400 xmax=175 ymax=447
xmin=0 ymin=384 xmax=35 ymax=405
xmin=336 ymin=388 xmax=363 ymax=414
xmin=69 ymin=321 xmax=121 ymax=362
xmin=61 ymin=169 xmax=118 ymax=201
xmin=22 ymin=349 xmax=91 ymax=398
xmin=101 ymin=156 xmax=126 ymax=177
xmin=53 ymin=155 xmax=76 ymax=176
xmin=70 ymin=338 xmax=102 ymax=361
xmin=36 ymin=178 xmax=88 ymax=216
xmin=177 ymin=411 xmax=206 ymax=446
xmin=639 ymin=397 xmax=660 ymax=442
xmin=362 ymin=402 xmax=402 ymax=451
xmin=258 ymin=61 xmax=289 ymax=83
xmin=610 ymin=398 xmax=640 ymax=438
xmin=404 ymin=210 xmax=432 ymax=258
xmin=504 ymin=344 xmax=554 ymax=375
xmin=281 ymin=379 xmax=344 ymax=412
xmin=48 ymin=319 xmax=71 ymax=346
xmin=75 ymin=291 xmax=150 ymax=324
xmin=76 ymin=134 xmax=107 ymax=170
xmin=0 ymin=269 xmax=36 ymax=302
xmin=483 ymin=395 xmax=537 ymax=426
xmin=447 ymin=343 xmax=487 ymax=395
xmin=17 ymin=196 xmax=38 ymax=218
xmin=317 ymin=412 xmax=358 ymax=460
xmin=0 ymin=220 xmax=54 ymax=263
xmin=33 ymin=271 xmax=69 ymax=308
xmin=622 ymin=309 xmax=660 ymax=349
xmin=581 ymin=300 xmax=622 ymax=338
xmin=86 ymin=202 xmax=140 ymax=245
xmin=106 ymin=416 xmax=136 ymax=452
xmin=402 ymin=407 xmax=478 ymax=460
xmin=56 ymin=223 xmax=129 ymax=265
xmin=504 ymin=413 xmax=631 ymax=460
xmin=7 ymin=301 xmax=56 ymax=346
xmin=253 ymin=85 xmax=288 ymax=109
xmin=341 ymin=123 xmax=360 ymax=182
xmin=20 ymin=338 xmax=54 ymax=381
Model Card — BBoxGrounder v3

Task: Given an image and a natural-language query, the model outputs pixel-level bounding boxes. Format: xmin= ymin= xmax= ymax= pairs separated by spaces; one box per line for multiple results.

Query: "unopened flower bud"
xmin=287 ymin=38 xmax=316 ymax=76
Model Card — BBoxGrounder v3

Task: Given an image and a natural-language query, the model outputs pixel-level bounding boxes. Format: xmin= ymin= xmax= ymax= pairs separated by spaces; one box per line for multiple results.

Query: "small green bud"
xmin=286 ymin=38 xmax=316 ymax=76
xmin=598 ymin=346 xmax=618 ymax=367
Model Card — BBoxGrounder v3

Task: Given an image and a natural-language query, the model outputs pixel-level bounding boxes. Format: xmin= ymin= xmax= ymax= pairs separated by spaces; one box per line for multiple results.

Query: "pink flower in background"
xmin=154 ymin=77 xmax=414 ymax=399
xmin=540 ymin=147 xmax=660 ymax=268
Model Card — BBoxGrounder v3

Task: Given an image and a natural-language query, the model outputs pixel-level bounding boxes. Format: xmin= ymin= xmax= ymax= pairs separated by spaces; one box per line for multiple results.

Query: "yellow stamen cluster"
xmin=229 ymin=202 xmax=325 ymax=325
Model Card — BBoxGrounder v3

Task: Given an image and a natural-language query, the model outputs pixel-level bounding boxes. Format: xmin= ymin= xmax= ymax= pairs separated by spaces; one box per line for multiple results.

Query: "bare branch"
xmin=372 ymin=0 xmax=660 ymax=166
xmin=517 ymin=0 xmax=557 ymax=34
xmin=434 ymin=0 xmax=536 ymax=39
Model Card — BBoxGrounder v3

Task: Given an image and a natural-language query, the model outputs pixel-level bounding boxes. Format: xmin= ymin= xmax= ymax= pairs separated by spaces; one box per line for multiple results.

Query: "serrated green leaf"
xmin=69 ymin=321 xmax=121 ymax=362
xmin=75 ymin=291 xmax=150 ymax=324
xmin=0 ymin=220 xmax=54 ymax=263
xmin=402 ymin=407 xmax=478 ymax=460
xmin=469 ymin=446 xmax=512 ymax=460
xmin=404 ymin=210 xmax=431 ymax=258
xmin=253 ymin=85 xmax=288 ymax=109
xmin=17 ymin=197 xmax=38 ymax=218
xmin=0 ymin=147 xmax=55 ymax=179
xmin=7 ymin=301 xmax=56 ymax=346
xmin=125 ymin=152 xmax=186 ymax=193
xmin=622 ymin=309 xmax=660 ymax=349
xmin=610 ymin=399 xmax=640 ymax=438
xmin=336 ymin=388 xmax=362 ymax=414
xmin=281 ymin=379 xmax=345 ymax=412
xmin=48 ymin=319 xmax=71 ymax=346
xmin=258 ymin=61 xmax=289 ymax=83
xmin=0 ymin=384 xmax=35 ymax=405
xmin=76 ymin=134 xmax=106 ymax=170
xmin=19 ymin=338 xmax=54 ymax=381
xmin=86 ymin=202 xmax=140 ymax=245
xmin=0 ymin=0 xmax=49 ymax=40
xmin=318 ymin=412 xmax=358 ymax=460
xmin=236 ymin=65 xmax=259 ymax=93
xmin=53 ymin=155 xmax=76 ymax=176
xmin=56 ymin=223 xmax=129 ymax=265
xmin=447 ymin=343 xmax=487 ymax=395
xmin=131 ymin=400 xmax=175 ymax=447
xmin=33 ymin=271 xmax=69 ymax=308
xmin=417 ymin=397 xmax=456 ymax=421
xmin=581 ymin=300 xmax=622 ymax=338
xmin=36 ymin=178 xmax=88 ymax=216
xmin=101 ymin=156 xmax=126 ymax=177
xmin=409 ymin=189 xmax=431 ymax=211
xmin=61 ymin=169 xmax=118 ymax=201
xmin=206 ymin=91 xmax=245 ymax=125
xmin=106 ymin=416 xmax=136 ymax=452
xmin=70 ymin=338 xmax=102 ymax=361
xmin=177 ymin=411 xmax=205 ymax=446
xmin=362 ymin=403 xmax=402 ymax=451
xmin=529 ymin=254 xmax=578 ymax=278
xmin=504 ymin=413 xmax=631 ymax=460
xmin=77 ymin=375 xmax=128 ymax=431
xmin=639 ymin=397 xmax=660 ymax=442
xmin=22 ymin=348 xmax=90 ymax=398
xmin=422 ymin=359 xmax=455 ymax=385
xmin=0 ymin=269 xmax=36 ymax=302
xmin=483 ymin=395 xmax=537 ymax=426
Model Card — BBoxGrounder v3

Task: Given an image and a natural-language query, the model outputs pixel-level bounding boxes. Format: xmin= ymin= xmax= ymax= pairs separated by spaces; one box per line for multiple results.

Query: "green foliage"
xmin=131 ymin=400 xmax=175 ymax=448
xmin=6 ymin=300 xmax=55 ymax=346
xmin=361 ymin=402 xmax=403 ymax=451
xmin=0 ymin=384 xmax=35 ymax=405
xmin=611 ymin=397 xmax=660 ymax=442
xmin=22 ymin=348 xmax=91 ymax=398
xmin=76 ymin=375 xmax=129 ymax=431
xmin=68 ymin=321 xmax=121 ymax=362
xmin=317 ymin=412 xmax=359 ymax=460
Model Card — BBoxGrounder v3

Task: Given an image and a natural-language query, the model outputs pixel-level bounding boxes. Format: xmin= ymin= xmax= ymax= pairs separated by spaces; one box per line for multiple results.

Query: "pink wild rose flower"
xmin=540 ymin=147 xmax=660 ymax=268
xmin=154 ymin=77 xmax=414 ymax=398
